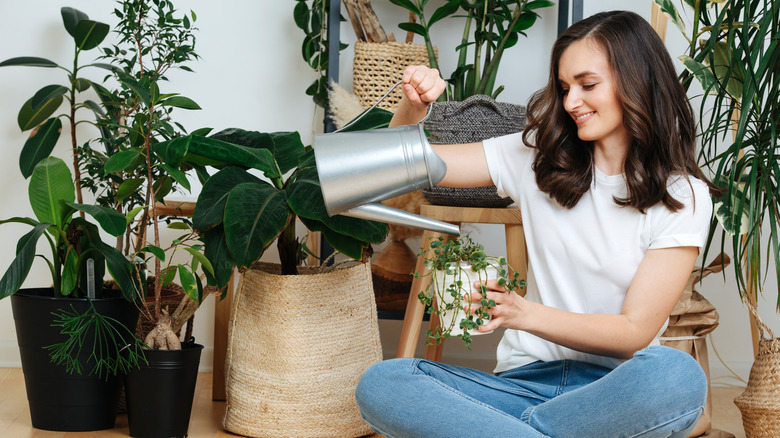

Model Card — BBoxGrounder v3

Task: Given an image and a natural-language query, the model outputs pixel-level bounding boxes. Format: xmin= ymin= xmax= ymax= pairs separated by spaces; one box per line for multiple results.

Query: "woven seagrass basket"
xmin=222 ymin=261 xmax=382 ymax=438
xmin=734 ymin=302 xmax=780 ymax=438
xmin=352 ymin=40 xmax=435 ymax=111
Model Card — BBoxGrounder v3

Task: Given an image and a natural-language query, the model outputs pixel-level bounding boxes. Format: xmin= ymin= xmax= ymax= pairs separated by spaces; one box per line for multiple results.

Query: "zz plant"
xmin=416 ymin=235 xmax=525 ymax=348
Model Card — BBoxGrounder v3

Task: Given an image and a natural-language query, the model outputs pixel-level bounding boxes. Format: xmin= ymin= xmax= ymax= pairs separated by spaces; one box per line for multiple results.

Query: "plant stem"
xmin=70 ymin=49 xmax=84 ymax=216
xmin=278 ymin=217 xmax=299 ymax=275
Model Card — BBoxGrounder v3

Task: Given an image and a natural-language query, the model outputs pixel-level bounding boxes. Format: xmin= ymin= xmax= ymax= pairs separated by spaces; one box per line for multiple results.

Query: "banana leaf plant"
xmin=154 ymin=111 xmax=394 ymax=280
xmin=655 ymin=0 xmax=780 ymax=309
xmin=390 ymin=0 xmax=554 ymax=100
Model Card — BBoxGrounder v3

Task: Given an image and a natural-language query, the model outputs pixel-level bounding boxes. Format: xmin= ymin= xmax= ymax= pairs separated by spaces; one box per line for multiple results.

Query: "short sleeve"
xmin=647 ymin=176 xmax=713 ymax=250
xmin=482 ymin=132 xmax=533 ymax=200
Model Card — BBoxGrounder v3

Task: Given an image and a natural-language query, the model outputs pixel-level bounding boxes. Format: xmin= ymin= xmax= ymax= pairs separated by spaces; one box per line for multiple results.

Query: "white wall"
xmin=0 ymin=1 xmax=776 ymax=384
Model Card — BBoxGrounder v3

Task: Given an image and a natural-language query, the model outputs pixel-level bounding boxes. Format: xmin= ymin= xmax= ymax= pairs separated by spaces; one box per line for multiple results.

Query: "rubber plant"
xmin=416 ymin=235 xmax=524 ymax=349
xmin=390 ymin=0 xmax=554 ymax=100
xmin=153 ymin=111 xmax=392 ymax=280
xmin=654 ymin=0 xmax=780 ymax=308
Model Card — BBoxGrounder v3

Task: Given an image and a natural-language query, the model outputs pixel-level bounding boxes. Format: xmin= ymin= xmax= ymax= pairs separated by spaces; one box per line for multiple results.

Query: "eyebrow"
xmin=558 ymin=71 xmax=600 ymax=84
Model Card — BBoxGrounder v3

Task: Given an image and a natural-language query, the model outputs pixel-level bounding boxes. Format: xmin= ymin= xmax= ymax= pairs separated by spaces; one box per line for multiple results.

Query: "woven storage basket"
xmin=734 ymin=302 xmax=780 ymax=438
xmin=222 ymin=261 xmax=382 ymax=438
xmin=423 ymin=94 xmax=527 ymax=208
xmin=352 ymin=40 xmax=435 ymax=111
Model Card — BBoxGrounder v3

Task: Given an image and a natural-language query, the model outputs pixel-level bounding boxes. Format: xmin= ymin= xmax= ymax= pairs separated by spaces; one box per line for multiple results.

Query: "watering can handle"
xmin=336 ymin=81 xmax=434 ymax=133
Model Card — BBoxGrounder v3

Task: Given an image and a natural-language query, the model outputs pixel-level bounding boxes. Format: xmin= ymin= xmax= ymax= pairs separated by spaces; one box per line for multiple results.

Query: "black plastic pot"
xmin=125 ymin=342 xmax=203 ymax=438
xmin=10 ymin=287 xmax=139 ymax=431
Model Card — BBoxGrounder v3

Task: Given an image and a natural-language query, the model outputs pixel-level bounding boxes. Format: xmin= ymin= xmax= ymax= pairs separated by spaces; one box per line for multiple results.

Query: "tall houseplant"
xmin=655 ymin=0 xmax=780 ymax=435
xmin=390 ymin=0 xmax=554 ymax=100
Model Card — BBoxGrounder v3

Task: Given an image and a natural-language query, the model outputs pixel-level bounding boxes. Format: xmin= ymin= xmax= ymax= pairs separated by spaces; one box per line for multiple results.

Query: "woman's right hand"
xmin=401 ymin=65 xmax=447 ymax=107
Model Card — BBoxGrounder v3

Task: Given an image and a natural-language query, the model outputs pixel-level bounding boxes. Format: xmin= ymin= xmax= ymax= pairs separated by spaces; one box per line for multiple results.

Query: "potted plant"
xmin=415 ymin=235 xmax=524 ymax=349
xmin=654 ymin=0 xmax=780 ymax=436
xmin=2 ymin=2 xmax=213 ymax=435
xmin=0 ymin=6 xmax=150 ymax=432
xmin=150 ymin=112 xmax=390 ymax=436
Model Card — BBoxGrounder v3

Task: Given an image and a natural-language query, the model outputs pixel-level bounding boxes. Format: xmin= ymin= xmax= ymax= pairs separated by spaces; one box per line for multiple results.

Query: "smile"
xmin=573 ymin=111 xmax=594 ymax=124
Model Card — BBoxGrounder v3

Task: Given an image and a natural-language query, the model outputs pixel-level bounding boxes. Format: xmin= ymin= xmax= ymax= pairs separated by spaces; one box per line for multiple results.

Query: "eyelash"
xmin=561 ymin=84 xmax=597 ymax=95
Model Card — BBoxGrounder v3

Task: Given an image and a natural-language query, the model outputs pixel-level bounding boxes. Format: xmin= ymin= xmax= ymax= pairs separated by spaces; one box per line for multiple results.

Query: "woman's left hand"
xmin=466 ymin=280 xmax=529 ymax=333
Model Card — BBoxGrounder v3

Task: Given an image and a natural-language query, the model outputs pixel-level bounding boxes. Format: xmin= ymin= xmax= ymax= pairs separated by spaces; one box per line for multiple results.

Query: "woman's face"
xmin=558 ymin=39 xmax=629 ymax=150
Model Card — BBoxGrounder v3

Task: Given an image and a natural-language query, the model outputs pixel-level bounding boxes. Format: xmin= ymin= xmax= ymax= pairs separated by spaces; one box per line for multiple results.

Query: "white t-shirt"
xmin=482 ymin=132 xmax=713 ymax=372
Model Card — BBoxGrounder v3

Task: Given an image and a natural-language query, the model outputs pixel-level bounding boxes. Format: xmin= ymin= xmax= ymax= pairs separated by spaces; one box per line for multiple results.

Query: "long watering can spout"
xmin=342 ymin=203 xmax=460 ymax=236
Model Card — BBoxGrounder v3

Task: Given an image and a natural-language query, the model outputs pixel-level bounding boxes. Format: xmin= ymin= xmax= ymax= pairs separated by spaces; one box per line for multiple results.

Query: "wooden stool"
xmin=395 ymin=203 xmax=527 ymax=361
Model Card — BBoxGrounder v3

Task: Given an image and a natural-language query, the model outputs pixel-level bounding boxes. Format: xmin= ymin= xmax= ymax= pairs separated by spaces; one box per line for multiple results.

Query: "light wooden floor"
xmin=1 ymin=367 xmax=745 ymax=437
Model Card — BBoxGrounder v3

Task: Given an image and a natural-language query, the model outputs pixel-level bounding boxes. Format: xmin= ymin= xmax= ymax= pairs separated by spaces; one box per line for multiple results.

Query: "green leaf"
xmin=193 ymin=167 xmax=264 ymax=231
xmin=74 ymin=19 xmax=110 ymax=51
xmin=104 ymin=148 xmax=142 ymax=174
xmin=116 ymin=178 xmax=145 ymax=202
xmin=152 ymin=176 xmax=173 ymax=202
xmin=208 ymin=128 xmax=303 ymax=176
xmin=126 ymin=205 xmax=145 ymax=226
xmin=0 ymin=223 xmax=50 ymax=299
xmin=154 ymin=136 xmax=191 ymax=167
xmin=29 ymin=157 xmax=75 ymax=228
xmin=224 ymin=182 xmax=291 ymax=269
xmin=61 ymin=248 xmax=78 ymax=296
xmin=31 ymin=85 xmax=69 ymax=110
xmin=167 ymin=222 xmax=191 ymax=230
xmin=679 ymin=55 xmax=718 ymax=95
xmin=118 ymin=74 xmax=151 ymax=107
xmin=398 ymin=22 xmax=428 ymax=38
xmin=61 ymin=7 xmax=89 ymax=37
xmin=139 ymin=245 xmax=166 ymax=262
xmin=159 ymin=163 xmax=191 ymax=192
xmin=388 ymin=0 xmax=422 ymax=16
xmin=185 ymin=247 xmax=214 ymax=276
xmin=178 ymin=265 xmax=199 ymax=301
xmin=0 ymin=57 xmax=58 ymax=68
xmin=203 ymin=227 xmax=234 ymax=288
xmin=653 ymin=0 xmax=686 ymax=34
xmin=428 ymin=0 xmax=460 ymax=27
xmin=18 ymin=96 xmax=63 ymax=131
xmin=161 ymin=266 xmax=177 ymax=286
xmin=66 ymin=202 xmax=127 ymax=237
xmin=160 ymin=96 xmax=201 ymax=110
xmin=19 ymin=117 xmax=61 ymax=179
xmin=299 ymin=216 xmax=369 ymax=261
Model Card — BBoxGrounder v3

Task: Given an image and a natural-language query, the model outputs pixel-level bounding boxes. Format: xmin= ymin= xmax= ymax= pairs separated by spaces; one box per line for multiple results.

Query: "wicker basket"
xmin=422 ymin=95 xmax=527 ymax=208
xmin=222 ymin=261 xmax=382 ymax=438
xmin=734 ymin=302 xmax=780 ymax=437
xmin=352 ymin=40 xmax=435 ymax=111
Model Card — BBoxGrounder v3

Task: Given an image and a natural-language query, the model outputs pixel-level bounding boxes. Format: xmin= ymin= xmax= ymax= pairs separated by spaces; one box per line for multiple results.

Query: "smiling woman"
xmin=355 ymin=10 xmax=721 ymax=437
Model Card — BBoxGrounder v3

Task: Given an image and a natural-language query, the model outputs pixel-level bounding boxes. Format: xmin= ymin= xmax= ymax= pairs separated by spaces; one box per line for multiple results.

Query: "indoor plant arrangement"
xmin=0 ymin=5 xmax=148 ymax=432
xmin=390 ymin=0 xmax=554 ymax=100
xmin=416 ymin=235 xmax=524 ymax=349
xmin=654 ymin=0 xmax=780 ymax=436
xmin=1 ymin=2 xmax=213 ymax=435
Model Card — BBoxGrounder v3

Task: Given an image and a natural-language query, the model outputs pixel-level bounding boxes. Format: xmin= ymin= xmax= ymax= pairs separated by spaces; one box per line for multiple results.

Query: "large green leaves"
xmin=66 ymin=202 xmax=128 ymax=237
xmin=223 ymin=183 xmax=291 ymax=270
xmin=20 ymin=117 xmax=62 ymax=178
xmin=0 ymin=222 xmax=51 ymax=299
xmin=74 ymin=19 xmax=110 ymax=51
xmin=193 ymin=166 xmax=262 ymax=231
xmin=28 ymin=157 xmax=75 ymax=228
xmin=209 ymin=128 xmax=305 ymax=175
xmin=18 ymin=96 xmax=63 ymax=132
xmin=61 ymin=7 xmax=89 ymax=37
xmin=0 ymin=57 xmax=58 ymax=68
xmin=154 ymin=135 xmax=278 ymax=177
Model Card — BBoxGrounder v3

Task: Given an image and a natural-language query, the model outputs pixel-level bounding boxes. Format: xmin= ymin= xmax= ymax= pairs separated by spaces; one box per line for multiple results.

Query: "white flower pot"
xmin=433 ymin=262 xmax=498 ymax=337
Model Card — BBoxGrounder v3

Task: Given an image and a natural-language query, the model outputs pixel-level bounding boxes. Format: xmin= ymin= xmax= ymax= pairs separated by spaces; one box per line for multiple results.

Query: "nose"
xmin=563 ymin=88 xmax=582 ymax=113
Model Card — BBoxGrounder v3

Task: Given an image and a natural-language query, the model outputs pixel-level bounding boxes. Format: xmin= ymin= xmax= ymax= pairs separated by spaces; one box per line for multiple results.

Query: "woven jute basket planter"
xmin=352 ymin=40 xmax=435 ymax=111
xmin=422 ymin=95 xmax=527 ymax=208
xmin=734 ymin=302 xmax=780 ymax=437
xmin=222 ymin=261 xmax=382 ymax=438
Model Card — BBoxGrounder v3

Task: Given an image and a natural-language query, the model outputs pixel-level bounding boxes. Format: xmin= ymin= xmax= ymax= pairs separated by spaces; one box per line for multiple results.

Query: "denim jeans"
xmin=355 ymin=346 xmax=706 ymax=438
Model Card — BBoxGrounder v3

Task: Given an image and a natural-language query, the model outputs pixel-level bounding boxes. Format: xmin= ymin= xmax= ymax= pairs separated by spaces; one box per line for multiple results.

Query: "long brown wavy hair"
xmin=522 ymin=10 xmax=718 ymax=212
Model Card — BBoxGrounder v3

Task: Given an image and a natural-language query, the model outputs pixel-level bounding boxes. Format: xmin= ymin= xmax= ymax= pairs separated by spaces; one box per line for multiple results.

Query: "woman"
xmin=355 ymin=10 xmax=717 ymax=438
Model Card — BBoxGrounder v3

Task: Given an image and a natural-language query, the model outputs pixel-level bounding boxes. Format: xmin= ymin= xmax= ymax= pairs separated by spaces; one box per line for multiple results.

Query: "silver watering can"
xmin=313 ymin=83 xmax=460 ymax=236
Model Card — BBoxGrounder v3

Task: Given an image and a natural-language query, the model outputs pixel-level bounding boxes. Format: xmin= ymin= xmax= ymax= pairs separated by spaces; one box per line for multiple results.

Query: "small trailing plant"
xmin=416 ymin=235 xmax=524 ymax=348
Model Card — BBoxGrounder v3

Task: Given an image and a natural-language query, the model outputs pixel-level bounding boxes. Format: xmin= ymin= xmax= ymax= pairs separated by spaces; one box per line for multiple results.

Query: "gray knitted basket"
xmin=423 ymin=95 xmax=526 ymax=208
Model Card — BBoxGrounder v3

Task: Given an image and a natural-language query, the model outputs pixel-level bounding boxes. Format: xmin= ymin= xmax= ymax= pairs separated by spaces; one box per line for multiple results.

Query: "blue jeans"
xmin=355 ymin=346 xmax=706 ymax=438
